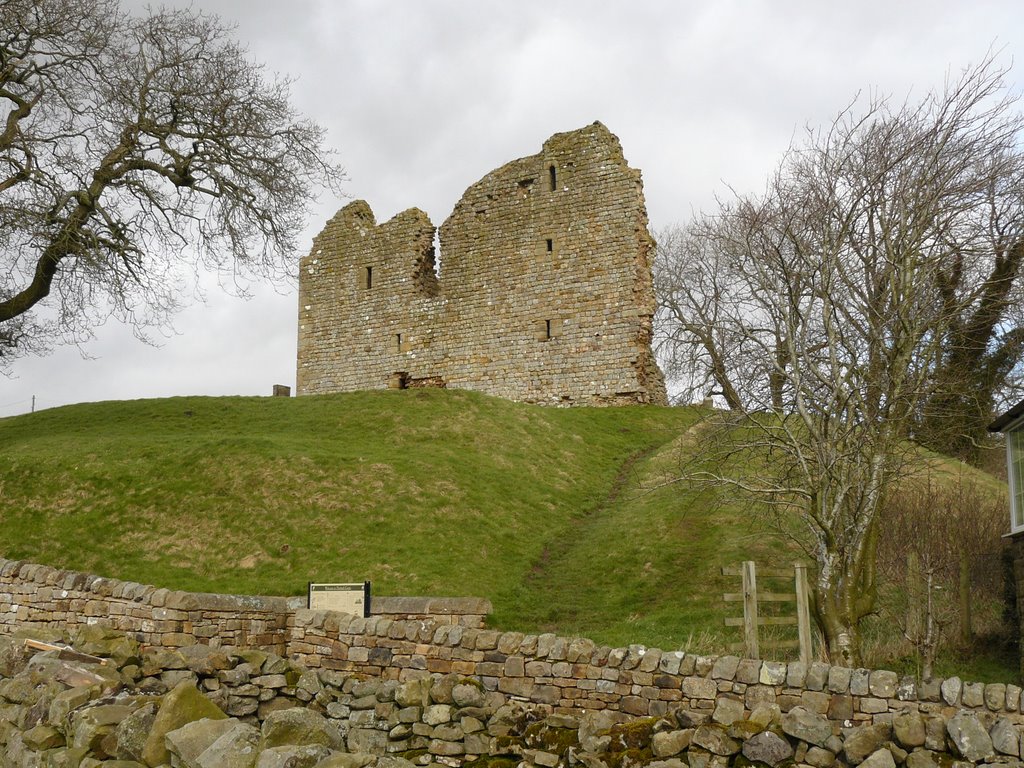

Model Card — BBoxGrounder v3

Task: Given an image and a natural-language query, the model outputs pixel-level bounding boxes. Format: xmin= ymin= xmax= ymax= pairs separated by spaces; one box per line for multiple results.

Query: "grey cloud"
xmin=4 ymin=0 xmax=1021 ymax=415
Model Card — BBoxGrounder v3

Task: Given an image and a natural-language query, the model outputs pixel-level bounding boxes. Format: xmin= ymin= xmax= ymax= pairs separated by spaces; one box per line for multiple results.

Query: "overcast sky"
xmin=3 ymin=0 xmax=1024 ymax=417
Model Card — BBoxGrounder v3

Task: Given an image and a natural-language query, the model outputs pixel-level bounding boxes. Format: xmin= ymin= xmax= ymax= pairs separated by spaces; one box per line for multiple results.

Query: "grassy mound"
xmin=0 ymin=389 xmax=1012 ymax=679
xmin=0 ymin=390 xmax=699 ymax=631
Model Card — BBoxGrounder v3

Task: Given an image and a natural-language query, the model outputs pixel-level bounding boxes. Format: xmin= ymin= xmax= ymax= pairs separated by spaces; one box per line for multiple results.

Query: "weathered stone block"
xmin=868 ymin=670 xmax=897 ymax=698
xmin=760 ymin=662 xmax=787 ymax=686
xmin=828 ymin=666 xmax=852 ymax=693
xmin=781 ymin=706 xmax=832 ymax=747
xmin=682 ymin=677 xmax=718 ymax=700
xmin=946 ymin=712 xmax=994 ymax=762
xmin=712 ymin=696 xmax=745 ymax=725
xmin=711 ymin=656 xmax=740 ymax=681
xmin=941 ymin=676 xmax=962 ymax=706
xmin=961 ymin=682 xmax=985 ymax=708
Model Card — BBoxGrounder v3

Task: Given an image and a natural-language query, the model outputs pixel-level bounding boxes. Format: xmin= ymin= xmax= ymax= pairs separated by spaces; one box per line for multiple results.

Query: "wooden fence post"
xmin=794 ymin=562 xmax=812 ymax=666
xmin=742 ymin=560 xmax=759 ymax=659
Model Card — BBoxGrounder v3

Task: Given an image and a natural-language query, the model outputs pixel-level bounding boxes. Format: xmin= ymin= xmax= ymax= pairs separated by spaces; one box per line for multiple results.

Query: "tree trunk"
xmin=922 ymin=568 xmax=937 ymax=681
xmin=906 ymin=551 xmax=922 ymax=640
xmin=813 ymin=519 xmax=880 ymax=667
xmin=959 ymin=549 xmax=972 ymax=645
xmin=814 ymin=569 xmax=871 ymax=667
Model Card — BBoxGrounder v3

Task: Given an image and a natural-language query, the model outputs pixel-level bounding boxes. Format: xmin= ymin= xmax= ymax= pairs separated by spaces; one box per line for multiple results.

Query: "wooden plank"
xmin=750 ymin=569 xmax=794 ymax=579
xmin=795 ymin=563 xmax=813 ymax=666
xmin=725 ymin=616 xmax=797 ymax=627
xmin=727 ymin=592 xmax=795 ymax=602
xmin=742 ymin=560 xmax=759 ymax=659
xmin=24 ymin=639 xmax=109 ymax=666
xmin=761 ymin=639 xmax=800 ymax=650
xmin=723 ymin=566 xmax=793 ymax=579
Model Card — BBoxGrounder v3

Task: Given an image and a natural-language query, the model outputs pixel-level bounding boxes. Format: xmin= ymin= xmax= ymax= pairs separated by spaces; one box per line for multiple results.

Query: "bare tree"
xmin=660 ymin=59 xmax=1024 ymax=665
xmin=658 ymin=69 xmax=1024 ymax=465
xmin=0 ymin=0 xmax=343 ymax=360
xmin=654 ymin=225 xmax=746 ymax=409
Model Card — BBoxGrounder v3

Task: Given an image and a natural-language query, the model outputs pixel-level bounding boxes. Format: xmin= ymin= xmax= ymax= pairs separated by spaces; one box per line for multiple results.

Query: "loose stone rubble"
xmin=2 ymin=627 xmax=1023 ymax=768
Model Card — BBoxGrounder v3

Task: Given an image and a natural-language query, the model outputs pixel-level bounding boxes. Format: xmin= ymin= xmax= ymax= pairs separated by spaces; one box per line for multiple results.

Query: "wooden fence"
xmin=722 ymin=561 xmax=813 ymax=663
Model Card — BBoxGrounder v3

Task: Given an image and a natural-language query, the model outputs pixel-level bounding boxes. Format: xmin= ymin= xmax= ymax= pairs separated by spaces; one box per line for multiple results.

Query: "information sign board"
xmin=307 ymin=581 xmax=370 ymax=616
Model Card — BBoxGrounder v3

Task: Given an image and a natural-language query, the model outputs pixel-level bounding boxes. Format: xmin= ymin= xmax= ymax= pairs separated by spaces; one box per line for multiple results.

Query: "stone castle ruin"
xmin=297 ymin=122 xmax=667 ymax=406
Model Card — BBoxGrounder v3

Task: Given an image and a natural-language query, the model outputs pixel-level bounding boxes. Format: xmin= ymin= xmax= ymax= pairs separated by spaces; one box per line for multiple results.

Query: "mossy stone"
xmin=259 ymin=707 xmax=344 ymax=750
xmin=728 ymin=720 xmax=766 ymax=740
xmin=607 ymin=747 xmax=654 ymax=768
xmin=608 ymin=717 xmax=659 ymax=751
xmin=113 ymin=701 xmax=158 ymax=762
xmin=492 ymin=734 xmax=526 ymax=756
xmin=232 ymin=649 xmax=269 ymax=670
xmin=141 ymin=681 xmax=226 ymax=767
xmin=70 ymin=624 xmax=141 ymax=666
xmin=461 ymin=757 xmax=520 ymax=768
xmin=523 ymin=722 xmax=579 ymax=754
xmin=22 ymin=724 xmax=64 ymax=750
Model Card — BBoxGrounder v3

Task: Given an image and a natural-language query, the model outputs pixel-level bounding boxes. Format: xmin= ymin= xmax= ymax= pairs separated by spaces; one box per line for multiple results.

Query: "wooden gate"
xmin=722 ymin=561 xmax=813 ymax=663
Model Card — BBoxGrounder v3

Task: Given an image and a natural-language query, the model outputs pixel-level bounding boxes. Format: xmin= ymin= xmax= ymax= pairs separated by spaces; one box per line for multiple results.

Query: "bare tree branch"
xmin=0 ymin=0 xmax=345 ymax=361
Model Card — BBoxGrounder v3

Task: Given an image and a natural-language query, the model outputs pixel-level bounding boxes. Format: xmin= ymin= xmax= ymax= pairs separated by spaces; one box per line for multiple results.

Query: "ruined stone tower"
xmin=296 ymin=122 xmax=667 ymax=406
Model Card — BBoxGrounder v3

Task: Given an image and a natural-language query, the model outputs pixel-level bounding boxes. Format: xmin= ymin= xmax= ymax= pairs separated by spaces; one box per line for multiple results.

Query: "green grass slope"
xmin=0 ymin=390 xmax=702 ymax=642
xmin=0 ymin=389 xmax=1012 ymax=678
xmin=512 ymin=426 xmax=804 ymax=650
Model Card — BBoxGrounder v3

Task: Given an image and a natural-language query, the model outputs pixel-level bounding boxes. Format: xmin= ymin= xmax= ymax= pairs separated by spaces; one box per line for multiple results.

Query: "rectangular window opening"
xmin=546 ymin=238 xmax=553 ymax=253
xmin=396 ymin=333 xmax=402 ymax=352
xmin=549 ymin=165 xmax=557 ymax=191
xmin=365 ymin=265 xmax=373 ymax=289
xmin=545 ymin=320 xmax=552 ymax=339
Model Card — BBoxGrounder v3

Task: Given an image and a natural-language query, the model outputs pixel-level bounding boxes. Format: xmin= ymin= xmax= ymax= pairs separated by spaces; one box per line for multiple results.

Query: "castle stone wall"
xmin=297 ymin=122 xmax=667 ymax=406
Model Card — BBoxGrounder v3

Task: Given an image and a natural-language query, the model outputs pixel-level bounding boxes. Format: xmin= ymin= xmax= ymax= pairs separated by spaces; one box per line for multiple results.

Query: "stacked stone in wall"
xmin=291 ymin=610 xmax=1024 ymax=727
xmin=3 ymin=557 xmax=1024 ymax=731
xmin=296 ymin=122 xmax=668 ymax=406
xmin=2 ymin=626 xmax=1023 ymax=768
xmin=0 ymin=558 xmax=489 ymax=655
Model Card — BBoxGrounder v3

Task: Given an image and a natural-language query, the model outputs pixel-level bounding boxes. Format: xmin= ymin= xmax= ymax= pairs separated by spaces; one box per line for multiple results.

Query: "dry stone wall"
xmin=290 ymin=610 xmax=1024 ymax=728
xmin=3 ymin=627 xmax=1024 ymax=768
xmin=297 ymin=121 xmax=667 ymax=406
xmin=0 ymin=558 xmax=488 ymax=657
xmin=3 ymin=558 xmax=1024 ymax=734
